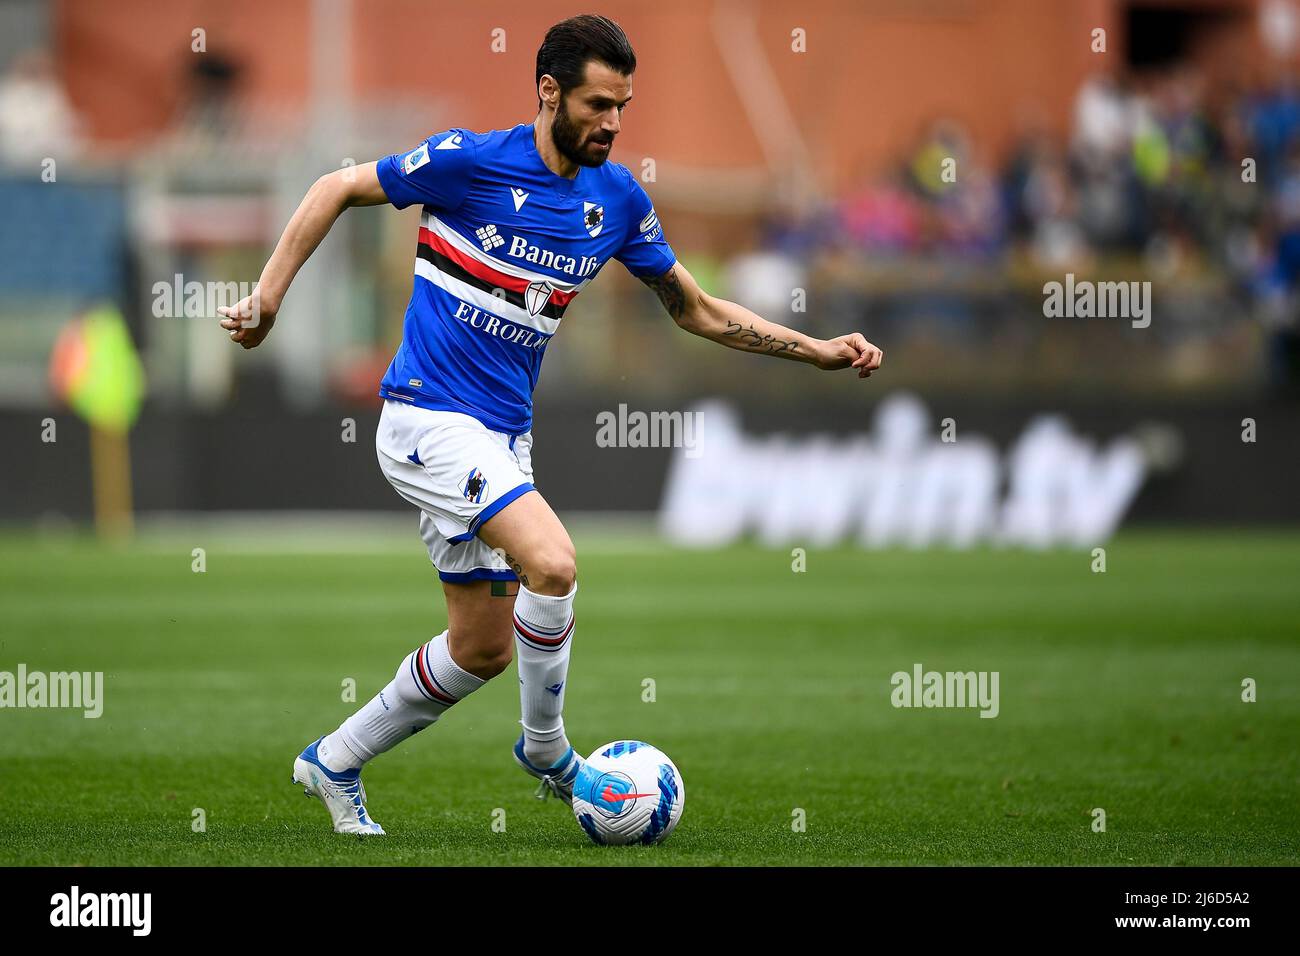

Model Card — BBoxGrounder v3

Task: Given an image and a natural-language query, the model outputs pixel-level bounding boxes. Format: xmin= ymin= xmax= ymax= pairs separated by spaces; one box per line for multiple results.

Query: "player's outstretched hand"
xmin=817 ymin=333 xmax=883 ymax=378
xmin=217 ymin=291 xmax=278 ymax=349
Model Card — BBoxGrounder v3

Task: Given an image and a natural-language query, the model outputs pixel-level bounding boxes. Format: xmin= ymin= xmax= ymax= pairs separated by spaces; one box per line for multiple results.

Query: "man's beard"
xmin=550 ymin=95 xmax=613 ymax=168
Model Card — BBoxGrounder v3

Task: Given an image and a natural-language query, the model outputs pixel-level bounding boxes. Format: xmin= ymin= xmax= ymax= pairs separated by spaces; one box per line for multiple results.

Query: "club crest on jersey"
xmin=583 ymin=202 xmax=604 ymax=238
xmin=461 ymin=468 xmax=488 ymax=504
xmin=525 ymin=279 xmax=554 ymax=317
xmin=402 ymin=144 xmax=430 ymax=175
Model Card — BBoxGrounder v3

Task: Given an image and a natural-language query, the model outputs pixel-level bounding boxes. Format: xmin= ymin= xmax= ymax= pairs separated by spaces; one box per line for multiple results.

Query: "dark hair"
xmin=535 ymin=14 xmax=636 ymax=112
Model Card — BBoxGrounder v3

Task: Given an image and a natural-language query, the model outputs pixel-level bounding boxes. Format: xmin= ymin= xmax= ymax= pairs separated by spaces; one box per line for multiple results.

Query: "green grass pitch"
xmin=1 ymin=528 xmax=1297 ymax=866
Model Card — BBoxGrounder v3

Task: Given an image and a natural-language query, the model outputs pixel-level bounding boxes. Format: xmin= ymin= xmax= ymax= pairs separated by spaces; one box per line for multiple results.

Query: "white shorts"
xmin=376 ymin=398 xmax=536 ymax=583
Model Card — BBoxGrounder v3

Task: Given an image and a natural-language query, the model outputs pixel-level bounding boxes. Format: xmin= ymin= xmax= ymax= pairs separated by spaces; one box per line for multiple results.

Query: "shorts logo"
xmin=583 ymin=202 xmax=604 ymax=238
xmin=461 ymin=468 xmax=488 ymax=504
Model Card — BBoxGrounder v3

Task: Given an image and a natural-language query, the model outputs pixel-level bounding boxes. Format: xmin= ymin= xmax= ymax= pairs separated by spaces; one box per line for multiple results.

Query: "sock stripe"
xmin=407 ymin=653 xmax=436 ymax=702
xmin=515 ymin=613 xmax=571 ymax=635
xmin=414 ymin=643 xmax=458 ymax=705
xmin=514 ymin=614 xmax=574 ymax=650
xmin=422 ymin=642 xmax=462 ymax=701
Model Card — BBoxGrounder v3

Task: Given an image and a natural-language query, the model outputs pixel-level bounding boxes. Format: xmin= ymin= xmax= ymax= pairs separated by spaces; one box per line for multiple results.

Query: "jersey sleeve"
xmin=614 ymin=175 xmax=677 ymax=278
xmin=375 ymin=129 xmax=477 ymax=212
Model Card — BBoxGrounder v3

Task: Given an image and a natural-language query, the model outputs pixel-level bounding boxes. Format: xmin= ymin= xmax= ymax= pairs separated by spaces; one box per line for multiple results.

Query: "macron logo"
xmin=434 ymin=132 xmax=463 ymax=150
xmin=511 ymin=187 xmax=530 ymax=211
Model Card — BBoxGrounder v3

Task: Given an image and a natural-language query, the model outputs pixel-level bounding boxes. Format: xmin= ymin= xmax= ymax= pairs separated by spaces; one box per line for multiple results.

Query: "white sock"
xmin=317 ymin=630 xmax=484 ymax=772
xmin=513 ymin=582 xmax=576 ymax=766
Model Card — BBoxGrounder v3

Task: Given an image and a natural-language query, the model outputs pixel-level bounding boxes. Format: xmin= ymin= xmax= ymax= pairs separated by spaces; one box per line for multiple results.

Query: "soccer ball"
xmin=572 ymin=740 xmax=685 ymax=845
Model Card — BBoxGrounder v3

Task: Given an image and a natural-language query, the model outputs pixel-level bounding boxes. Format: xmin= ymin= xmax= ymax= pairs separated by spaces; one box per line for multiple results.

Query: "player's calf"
xmin=327 ymin=630 xmax=488 ymax=767
xmin=294 ymin=629 xmax=490 ymax=833
xmin=478 ymin=490 xmax=583 ymax=793
xmin=509 ymin=580 xmax=579 ymax=772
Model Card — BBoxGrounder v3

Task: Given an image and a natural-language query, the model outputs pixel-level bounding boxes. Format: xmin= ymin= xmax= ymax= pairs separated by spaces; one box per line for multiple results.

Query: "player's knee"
xmin=444 ymin=627 xmax=513 ymax=681
xmin=527 ymin=544 xmax=576 ymax=595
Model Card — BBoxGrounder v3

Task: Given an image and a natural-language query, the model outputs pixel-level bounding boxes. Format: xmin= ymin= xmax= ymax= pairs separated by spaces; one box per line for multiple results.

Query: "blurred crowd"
xmin=761 ymin=69 xmax=1300 ymax=300
xmin=5 ymin=43 xmax=1300 ymax=391
xmin=728 ymin=66 xmax=1300 ymax=385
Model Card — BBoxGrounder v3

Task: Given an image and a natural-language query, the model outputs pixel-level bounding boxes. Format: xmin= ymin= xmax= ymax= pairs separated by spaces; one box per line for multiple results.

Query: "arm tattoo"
xmin=722 ymin=320 xmax=800 ymax=356
xmin=640 ymin=268 xmax=801 ymax=357
xmin=639 ymin=269 xmax=687 ymax=321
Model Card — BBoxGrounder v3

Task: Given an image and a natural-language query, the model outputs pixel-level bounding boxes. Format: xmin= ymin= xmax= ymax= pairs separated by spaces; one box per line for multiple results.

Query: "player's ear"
xmin=537 ymin=74 xmax=560 ymax=111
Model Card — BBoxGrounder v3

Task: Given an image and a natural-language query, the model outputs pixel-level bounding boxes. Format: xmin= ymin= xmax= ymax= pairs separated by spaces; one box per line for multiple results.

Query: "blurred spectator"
xmin=836 ymin=170 xmax=924 ymax=256
xmin=0 ymin=49 xmax=83 ymax=166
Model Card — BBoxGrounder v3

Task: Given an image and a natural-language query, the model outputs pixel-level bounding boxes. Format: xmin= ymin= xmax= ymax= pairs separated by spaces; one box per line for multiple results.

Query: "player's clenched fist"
xmin=817 ymin=332 xmax=884 ymax=378
xmin=218 ymin=291 xmax=278 ymax=349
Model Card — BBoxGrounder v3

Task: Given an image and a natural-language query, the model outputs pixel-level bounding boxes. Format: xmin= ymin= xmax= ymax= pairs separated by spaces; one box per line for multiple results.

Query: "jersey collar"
xmin=524 ymin=122 xmax=581 ymax=195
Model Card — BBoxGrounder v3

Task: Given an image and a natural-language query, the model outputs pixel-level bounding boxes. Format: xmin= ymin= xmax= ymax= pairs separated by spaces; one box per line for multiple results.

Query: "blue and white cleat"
xmin=291 ymin=738 xmax=385 ymax=835
xmin=513 ymin=733 xmax=584 ymax=806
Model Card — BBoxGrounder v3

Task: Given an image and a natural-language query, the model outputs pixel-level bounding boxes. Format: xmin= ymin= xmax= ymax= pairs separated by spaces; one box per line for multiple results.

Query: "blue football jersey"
xmin=375 ymin=123 xmax=677 ymax=434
